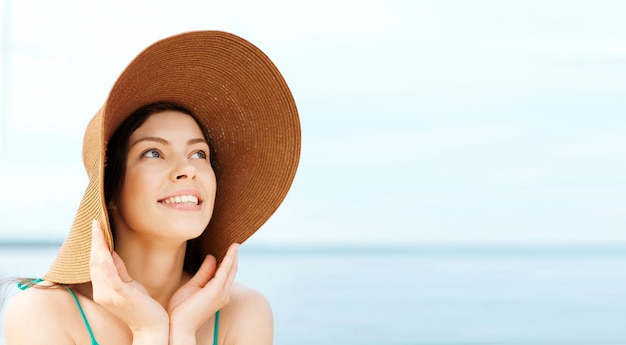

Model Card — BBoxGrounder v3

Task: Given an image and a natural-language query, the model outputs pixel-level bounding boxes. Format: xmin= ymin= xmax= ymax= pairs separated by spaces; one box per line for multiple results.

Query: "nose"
xmin=171 ymin=159 xmax=197 ymax=181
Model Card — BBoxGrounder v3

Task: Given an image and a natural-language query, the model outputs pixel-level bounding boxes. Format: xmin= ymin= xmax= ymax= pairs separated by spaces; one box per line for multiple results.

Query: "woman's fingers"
xmin=197 ymin=243 xmax=238 ymax=306
xmin=89 ymin=219 xmax=131 ymax=293
xmin=212 ymin=243 xmax=239 ymax=291
xmin=219 ymin=243 xmax=239 ymax=291
xmin=186 ymin=255 xmax=217 ymax=287
xmin=112 ymin=251 xmax=133 ymax=283
xmin=90 ymin=220 xmax=107 ymax=261
xmin=90 ymin=220 xmax=119 ymax=283
xmin=168 ymin=243 xmax=240 ymax=332
xmin=89 ymin=221 xmax=168 ymax=333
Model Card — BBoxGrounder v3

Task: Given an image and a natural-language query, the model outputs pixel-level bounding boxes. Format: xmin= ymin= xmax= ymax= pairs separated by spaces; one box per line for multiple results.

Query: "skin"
xmin=4 ymin=111 xmax=274 ymax=345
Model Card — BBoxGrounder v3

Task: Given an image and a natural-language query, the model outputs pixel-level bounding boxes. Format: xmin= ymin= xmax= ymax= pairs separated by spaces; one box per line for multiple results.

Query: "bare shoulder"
xmin=4 ymin=284 xmax=75 ymax=344
xmin=220 ymin=282 xmax=273 ymax=344
xmin=229 ymin=282 xmax=272 ymax=314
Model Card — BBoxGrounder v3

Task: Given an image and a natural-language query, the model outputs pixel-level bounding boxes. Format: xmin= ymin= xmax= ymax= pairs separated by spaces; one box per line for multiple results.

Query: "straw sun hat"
xmin=44 ymin=31 xmax=301 ymax=284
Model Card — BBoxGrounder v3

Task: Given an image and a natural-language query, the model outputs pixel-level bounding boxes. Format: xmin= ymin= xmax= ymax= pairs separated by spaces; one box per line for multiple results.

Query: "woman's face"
xmin=112 ymin=110 xmax=217 ymax=242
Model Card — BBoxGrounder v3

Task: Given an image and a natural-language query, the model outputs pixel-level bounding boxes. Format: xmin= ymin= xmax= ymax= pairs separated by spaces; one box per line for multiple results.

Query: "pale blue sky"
xmin=1 ymin=0 xmax=625 ymax=245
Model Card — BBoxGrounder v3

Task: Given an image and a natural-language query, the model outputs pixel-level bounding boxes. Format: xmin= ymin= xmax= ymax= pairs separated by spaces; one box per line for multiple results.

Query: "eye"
xmin=191 ymin=150 xmax=208 ymax=159
xmin=142 ymin=149 xmax=161 ymax=158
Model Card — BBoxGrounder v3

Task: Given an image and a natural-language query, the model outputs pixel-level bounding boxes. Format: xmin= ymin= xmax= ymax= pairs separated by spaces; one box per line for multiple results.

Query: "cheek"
xmin=117 ymin=167 xmax=154 ymax=212
xmin=201 ymin=167 xmax=218 ymax=200
xmin=202 ymin=171 xmax=218 ymax=226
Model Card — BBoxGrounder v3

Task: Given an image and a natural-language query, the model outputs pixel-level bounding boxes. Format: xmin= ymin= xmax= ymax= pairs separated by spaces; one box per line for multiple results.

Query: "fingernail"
xmin=92 ymin=220 xmax=100 ymax=232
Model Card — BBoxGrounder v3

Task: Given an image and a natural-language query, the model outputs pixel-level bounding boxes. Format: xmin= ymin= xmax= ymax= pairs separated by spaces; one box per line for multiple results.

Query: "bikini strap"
xmin=213 ymin=309 xmax=221 ymax=345
xmin=16 ymin=279 xmax=99 ymax=345
xmin=17 ymin=278 xmax=44 ymax=290
xmin=64 ymin=286 xmax=100 ymax=345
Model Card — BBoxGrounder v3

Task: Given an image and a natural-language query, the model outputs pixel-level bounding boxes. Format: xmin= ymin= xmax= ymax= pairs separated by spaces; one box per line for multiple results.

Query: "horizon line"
xmin=1 ymin=240 xmax=626 ymax=256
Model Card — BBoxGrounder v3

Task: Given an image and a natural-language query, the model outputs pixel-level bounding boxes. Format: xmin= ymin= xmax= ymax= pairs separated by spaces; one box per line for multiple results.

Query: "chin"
xmin=169 ymin=222 xmax=208 ymax=240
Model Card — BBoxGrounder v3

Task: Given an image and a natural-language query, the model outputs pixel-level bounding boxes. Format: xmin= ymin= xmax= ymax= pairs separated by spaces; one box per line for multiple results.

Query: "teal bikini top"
xmin=18 ymin=279 xmax=220 ymax=345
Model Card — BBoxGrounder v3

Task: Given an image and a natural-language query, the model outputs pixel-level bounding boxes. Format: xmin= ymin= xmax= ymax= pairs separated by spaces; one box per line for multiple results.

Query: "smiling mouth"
xmin=160 ymin=195 xmax=201 ymax=205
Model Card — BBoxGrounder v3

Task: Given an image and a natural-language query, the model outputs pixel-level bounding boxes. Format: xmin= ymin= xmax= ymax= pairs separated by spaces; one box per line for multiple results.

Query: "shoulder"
xmin=221 ymin=282 xmax=273 ymax=344
xmin=3 ymin=283 xmax=75 ymax=344
xmin=229 ymin=282 xmax=272 ymax=315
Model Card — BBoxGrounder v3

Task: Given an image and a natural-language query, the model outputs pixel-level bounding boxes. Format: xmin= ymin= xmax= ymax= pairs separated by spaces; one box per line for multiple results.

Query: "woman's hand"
xmin=89 ymin=220 xmax=169 ymax=342
xmin=168 ymin=243 xmax=239 ymax=342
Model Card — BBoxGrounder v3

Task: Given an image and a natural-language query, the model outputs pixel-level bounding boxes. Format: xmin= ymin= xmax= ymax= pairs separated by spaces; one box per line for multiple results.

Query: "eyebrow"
xmin=129 ymin=136 xmax=208 ymax=149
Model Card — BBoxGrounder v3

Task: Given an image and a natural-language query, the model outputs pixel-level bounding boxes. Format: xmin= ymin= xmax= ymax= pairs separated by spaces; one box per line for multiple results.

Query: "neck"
xmin=114 ymin=231 xmax=189 ymax=308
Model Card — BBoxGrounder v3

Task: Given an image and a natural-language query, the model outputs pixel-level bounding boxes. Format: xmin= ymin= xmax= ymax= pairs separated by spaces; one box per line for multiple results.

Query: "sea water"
xmin=1 ymin=244 xmax=625 ymax=345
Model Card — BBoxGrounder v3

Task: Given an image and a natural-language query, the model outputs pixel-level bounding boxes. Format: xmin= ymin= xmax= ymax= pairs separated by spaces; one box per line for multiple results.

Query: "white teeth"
xmin=163 ymin=195 xmax=199 ymax=205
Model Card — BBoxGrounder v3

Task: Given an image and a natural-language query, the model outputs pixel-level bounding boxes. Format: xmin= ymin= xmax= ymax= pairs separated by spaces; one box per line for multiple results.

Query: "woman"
xmin=3 ymin=31 xmax=300 ymax=345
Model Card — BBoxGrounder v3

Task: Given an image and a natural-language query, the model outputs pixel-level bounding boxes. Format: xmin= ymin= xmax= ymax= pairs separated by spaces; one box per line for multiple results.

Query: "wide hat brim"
xmin=44 ymin=31 xmax=301 ymax=284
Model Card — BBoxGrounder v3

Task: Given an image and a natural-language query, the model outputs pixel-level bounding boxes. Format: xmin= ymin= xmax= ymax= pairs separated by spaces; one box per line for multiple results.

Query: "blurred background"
xmin=1 ymin=1 xmax=626 ymax=344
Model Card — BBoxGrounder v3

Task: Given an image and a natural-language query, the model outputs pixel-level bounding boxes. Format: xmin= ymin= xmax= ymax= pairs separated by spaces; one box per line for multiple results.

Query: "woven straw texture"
xmin=44 ymin=31 xmax=300 ymax=284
